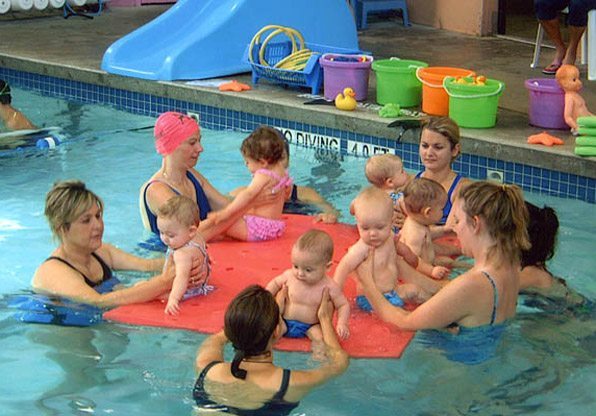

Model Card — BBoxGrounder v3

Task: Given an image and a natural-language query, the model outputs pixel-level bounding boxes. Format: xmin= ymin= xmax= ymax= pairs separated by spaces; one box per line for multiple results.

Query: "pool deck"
xmin=0 ymin=5 xmax=595 ymax=179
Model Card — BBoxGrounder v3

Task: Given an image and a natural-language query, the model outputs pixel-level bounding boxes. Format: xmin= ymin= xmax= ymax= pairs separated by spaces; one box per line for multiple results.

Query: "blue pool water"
xmin=0 ymin=88 xmax=595 ymax=415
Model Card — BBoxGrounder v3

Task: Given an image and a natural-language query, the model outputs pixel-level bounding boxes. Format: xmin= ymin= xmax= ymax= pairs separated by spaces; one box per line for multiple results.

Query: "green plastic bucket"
xmin=372 ymin=58 xmax=428 ymax=107
xmin=444 ymin=77 xmax=505 ymax=128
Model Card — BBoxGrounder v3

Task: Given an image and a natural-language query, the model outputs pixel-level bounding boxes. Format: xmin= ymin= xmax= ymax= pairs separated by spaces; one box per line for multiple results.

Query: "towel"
xmin=10 ymin=0 xmax=33 ymax=11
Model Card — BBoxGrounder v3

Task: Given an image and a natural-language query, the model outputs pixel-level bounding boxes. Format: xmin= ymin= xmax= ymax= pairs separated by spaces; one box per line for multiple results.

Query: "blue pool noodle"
xmin=101 ymin=0 xmax=359 ymax=81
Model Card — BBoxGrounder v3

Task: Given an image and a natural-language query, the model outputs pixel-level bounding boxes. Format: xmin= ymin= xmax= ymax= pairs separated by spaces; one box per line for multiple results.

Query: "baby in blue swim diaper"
xmin=266 ymin=230 xmax=350 ymax=344
xmin=335 ymin=187 xmax=430 ymax=313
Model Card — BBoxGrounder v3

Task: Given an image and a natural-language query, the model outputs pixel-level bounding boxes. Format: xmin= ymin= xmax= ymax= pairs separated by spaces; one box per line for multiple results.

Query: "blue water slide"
xmin=101 ymin=0 xmax=359 ymax=81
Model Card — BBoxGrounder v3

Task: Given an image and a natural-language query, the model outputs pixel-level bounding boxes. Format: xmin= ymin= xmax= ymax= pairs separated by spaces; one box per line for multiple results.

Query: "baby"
xmin=157 ymin=195 xmax=211 ymax=315
xmin=364 ymin=153 xmax=409 ymax=233
xmin=266 ymin=229 xmax=350 ymax=342
xmin=212 ymin=125 xmax=292 ymax=241
xmin=334 ymin=187 xmax=428 ymax=313
xmin=399 ymin=178 xmax=456 ymax=279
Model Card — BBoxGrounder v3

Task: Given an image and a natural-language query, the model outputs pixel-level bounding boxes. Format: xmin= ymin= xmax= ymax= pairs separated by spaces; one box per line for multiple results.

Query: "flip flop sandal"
xmin=542 ymin=62 xmax=562 ymax=75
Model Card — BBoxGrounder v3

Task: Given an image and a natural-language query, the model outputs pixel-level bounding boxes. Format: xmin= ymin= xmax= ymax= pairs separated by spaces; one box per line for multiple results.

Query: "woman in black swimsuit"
xmin=194 ymin=285 xmax=349 ymax=415
xmin=32 ymin=180 xmax=182 ymax=307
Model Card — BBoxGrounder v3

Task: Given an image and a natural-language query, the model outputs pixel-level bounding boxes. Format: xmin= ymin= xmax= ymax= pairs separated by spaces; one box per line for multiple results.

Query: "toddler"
xmin=212 ymin=126 xmax=292 ymax=241
xmin=266 ymin=229 xmax=350 ymax=342
xmin=399 ymin=178 xmax=457 ymax=279
xmin=157 ymin=195 xmax=211 ymax=314
xmin=334 ymin=187 xmax=428 ymax=313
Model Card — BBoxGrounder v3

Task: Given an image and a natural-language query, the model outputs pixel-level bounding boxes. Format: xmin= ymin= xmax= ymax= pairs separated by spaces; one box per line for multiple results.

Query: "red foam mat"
xmin=105 ymin=214 xmax=415 ymax=358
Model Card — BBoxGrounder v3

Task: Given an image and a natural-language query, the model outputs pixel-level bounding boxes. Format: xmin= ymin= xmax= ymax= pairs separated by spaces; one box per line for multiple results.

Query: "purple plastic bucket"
xmin=524 ymin=78 xmax=568 ymax=129
xmin=320 ymin=53 xmax=373 ymax=101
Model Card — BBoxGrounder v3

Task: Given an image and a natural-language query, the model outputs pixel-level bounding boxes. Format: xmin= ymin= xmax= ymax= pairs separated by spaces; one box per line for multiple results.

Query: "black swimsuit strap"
xmin=480 ymin=271 xmax=498 ymax=325
xmin=45 ymin=253 xmax=108 ymax=287
xmin=271 ymin=368 xmax=291 ymax=401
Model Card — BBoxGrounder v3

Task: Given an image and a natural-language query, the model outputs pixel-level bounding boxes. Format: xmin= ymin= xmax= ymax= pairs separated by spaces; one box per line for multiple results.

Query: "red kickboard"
xmin=105 ymin=214 xmax=415 ymax=358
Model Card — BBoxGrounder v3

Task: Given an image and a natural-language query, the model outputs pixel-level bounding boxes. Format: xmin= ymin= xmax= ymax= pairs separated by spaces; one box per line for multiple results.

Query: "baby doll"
xmin=555 ymin=64 xmax=594 ymax=133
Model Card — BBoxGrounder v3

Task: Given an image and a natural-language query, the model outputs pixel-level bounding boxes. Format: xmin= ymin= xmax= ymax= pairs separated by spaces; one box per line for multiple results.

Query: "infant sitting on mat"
xmin=267 ymin=230 xmax=350 ymax=352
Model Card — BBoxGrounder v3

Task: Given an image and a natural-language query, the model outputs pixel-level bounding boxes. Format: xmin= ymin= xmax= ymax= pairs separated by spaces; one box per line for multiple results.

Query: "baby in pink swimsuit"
xmin=211 ymin=126 xmax=292 ymax=241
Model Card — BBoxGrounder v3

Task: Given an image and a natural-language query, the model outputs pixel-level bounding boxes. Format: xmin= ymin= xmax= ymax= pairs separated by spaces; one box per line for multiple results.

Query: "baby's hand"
xmin=431 ymin=266 xmax=450 ymax=280
xmin=165 ymin=299 xmax=180 ymax=315
xmin=336 ymin=323 xmax=350 ymax=340
xmin=313 ymin=213 xmax=338 ymax=224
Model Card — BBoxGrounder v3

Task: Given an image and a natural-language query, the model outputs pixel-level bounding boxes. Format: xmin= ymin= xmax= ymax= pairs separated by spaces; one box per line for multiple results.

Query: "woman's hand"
xmin=393 ymin=199 xmax=407 ymax=229
xmin=188 ymin=255 xmax=207 ymax=286
xmin=356 ymin=248 xmax=376 ymax=289
xmin=275 ymin=283 xmax=288 ymax=313
xmin=317 ymin=287 xmax=334 ymax=323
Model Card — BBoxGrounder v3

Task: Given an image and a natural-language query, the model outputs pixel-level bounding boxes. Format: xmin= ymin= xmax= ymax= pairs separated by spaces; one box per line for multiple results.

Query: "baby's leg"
xmin=397 ymin=283 xmax=431 ymax=304
xmin=223 ymin=218 xmax=249 ymax=241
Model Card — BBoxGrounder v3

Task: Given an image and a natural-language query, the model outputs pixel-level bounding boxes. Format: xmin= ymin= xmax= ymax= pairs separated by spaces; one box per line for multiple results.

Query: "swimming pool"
xmin=0 ymin=89 xmax=594 ymax=415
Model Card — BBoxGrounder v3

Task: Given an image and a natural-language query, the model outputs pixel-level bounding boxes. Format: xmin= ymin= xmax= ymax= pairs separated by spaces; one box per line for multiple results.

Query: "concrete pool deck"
xmin=0 ymin=5 xmax=594 ymax=180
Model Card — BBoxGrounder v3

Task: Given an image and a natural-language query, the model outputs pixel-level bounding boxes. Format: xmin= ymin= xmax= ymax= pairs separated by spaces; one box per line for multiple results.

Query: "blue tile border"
xmin=1 ymin=66 xmax=594 ymax=204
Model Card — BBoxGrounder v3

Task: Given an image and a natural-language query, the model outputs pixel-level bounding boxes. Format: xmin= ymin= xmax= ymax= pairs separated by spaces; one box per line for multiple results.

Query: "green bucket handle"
xmin=389 ymin=57 xmax=425 ymax=70
xmin=443 ymin=76 xmax=504 ymax=99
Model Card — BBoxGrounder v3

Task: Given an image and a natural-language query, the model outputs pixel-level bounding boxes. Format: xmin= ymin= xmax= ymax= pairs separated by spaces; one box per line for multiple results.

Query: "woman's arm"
xmin=100 ymin=243 xmax=164 ymax=272
xmin=196 ymin=331 xmax=227 ymax=371
xmin=297 ymin=186 xmax=340 ymax=224
xmin=359 ymin=250 xmax=472 ymax=330
xmin=285 ymin=288 xmax=349 ymax=401
xmin=32 ymin=258 xmax=174 ymax=308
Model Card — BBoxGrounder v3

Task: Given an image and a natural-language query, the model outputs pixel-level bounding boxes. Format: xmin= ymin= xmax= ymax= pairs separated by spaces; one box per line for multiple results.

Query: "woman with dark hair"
xmin=194 ymin=285 xmax=349 ymax=414
xmin=0 ymin=79 xmax=36 ymax=131
xmin=519 ymin=202 xmax=587 ymax=308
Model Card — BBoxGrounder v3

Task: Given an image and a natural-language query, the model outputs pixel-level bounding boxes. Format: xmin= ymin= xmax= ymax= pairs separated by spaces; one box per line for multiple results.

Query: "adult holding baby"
xmin=194 ymin=285 xmax=349 ymax=414
xmin=140 ymin=112 xmax=277 ymax=244
xmin=358 ymin=182 xmax=530 ymax=348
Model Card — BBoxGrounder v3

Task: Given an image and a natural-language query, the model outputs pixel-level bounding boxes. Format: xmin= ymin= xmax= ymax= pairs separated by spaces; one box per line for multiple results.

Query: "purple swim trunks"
xmin=244 ymin=215 xmax=286 ymax=242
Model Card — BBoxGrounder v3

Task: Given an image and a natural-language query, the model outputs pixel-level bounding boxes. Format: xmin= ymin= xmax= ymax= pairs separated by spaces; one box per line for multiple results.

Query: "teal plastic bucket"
xmin=444 ymin=77 xmax=505 ymax=128
xmin=372 ymin=58 xmax=428 ymax=107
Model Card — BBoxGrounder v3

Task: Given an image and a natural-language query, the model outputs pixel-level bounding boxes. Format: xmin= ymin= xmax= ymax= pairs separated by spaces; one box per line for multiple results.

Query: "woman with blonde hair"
xmin=358 ymin=181 xmax=529 ymax=361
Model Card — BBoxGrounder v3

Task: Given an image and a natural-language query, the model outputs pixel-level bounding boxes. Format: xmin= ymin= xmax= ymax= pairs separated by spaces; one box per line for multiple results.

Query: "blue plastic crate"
xmin=244 ymin=41 xmax=364 ymax=94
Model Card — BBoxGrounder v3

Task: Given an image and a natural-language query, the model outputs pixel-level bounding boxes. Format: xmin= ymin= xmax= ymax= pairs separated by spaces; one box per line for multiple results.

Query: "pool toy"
xmin=335 ymin=87 xmax=357 ymax=111
xmin=105 ymin=214 xmax=416 ymax=359
xmin=0 ymin=127 xmax=65 ymax=156
xmin=101 ymin=0 xmax=359 ymax=81
xmin=378 ymin=103 xmax=401 ymax=118
xmin=9 ymin=294 xmax=104 ymax=327
xmin=577 ymin=115 xmax=596 ymax=128
xmin=574 ymin=147 xmax=596 ymax=156
xmin=218 ymin=80 xmax=251 ymax=92
xmin=555 ymin=65 xmax=594 ymax=132
xmin=527 ymin=131 xmax=564 ymax=146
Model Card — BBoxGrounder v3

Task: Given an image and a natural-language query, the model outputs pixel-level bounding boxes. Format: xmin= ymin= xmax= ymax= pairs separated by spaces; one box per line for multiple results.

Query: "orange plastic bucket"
xmin=416 ymin=67 xmax=475 ymax=116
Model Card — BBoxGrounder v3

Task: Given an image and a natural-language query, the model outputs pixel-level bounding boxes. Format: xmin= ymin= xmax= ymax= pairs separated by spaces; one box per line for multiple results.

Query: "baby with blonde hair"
xmin=157 ymin=195 xmax=211 ymax=314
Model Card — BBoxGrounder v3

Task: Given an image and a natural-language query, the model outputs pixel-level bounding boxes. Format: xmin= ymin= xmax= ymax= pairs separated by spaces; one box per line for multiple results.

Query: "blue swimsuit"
xmin=142 ymin=171 xmax=212 ymax=234
xmin=193 ymin=361 xmax=299 ymax=416
xmin=415 ymin=171 xmax=463 ymax=224
xmin=418 ymin=270 xmax=507 ymax=365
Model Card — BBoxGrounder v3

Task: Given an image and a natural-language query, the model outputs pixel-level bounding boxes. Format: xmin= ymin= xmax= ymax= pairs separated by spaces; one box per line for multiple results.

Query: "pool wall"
xmin=1 ymin=65 xmax=594 ymax=204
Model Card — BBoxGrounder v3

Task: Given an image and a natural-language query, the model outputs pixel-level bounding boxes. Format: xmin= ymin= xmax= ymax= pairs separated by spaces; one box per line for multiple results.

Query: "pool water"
xmin=0 ymin=89 xmax=594 ymax=415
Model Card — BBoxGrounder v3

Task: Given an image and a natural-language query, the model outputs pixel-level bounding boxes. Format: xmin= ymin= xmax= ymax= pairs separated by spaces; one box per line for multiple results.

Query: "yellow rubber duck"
xmin=335 ymin=87 xmax=357 ymax=111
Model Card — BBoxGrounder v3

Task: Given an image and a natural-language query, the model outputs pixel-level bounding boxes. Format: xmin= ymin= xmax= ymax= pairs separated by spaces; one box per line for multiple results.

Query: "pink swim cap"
xmin=154 ymin=111 xmax=200 ymax=155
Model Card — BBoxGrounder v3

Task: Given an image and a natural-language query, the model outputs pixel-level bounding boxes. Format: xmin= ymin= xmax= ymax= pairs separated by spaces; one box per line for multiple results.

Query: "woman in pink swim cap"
xmin=140 ymin=111 xmax=274 ymax=244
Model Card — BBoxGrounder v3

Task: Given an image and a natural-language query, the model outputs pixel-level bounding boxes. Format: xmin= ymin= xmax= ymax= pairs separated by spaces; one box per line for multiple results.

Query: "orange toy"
xmin=218 ymin=80 xmax=251 ymax=92
xmin=527 ymin=131 xmax=564 ymax=146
